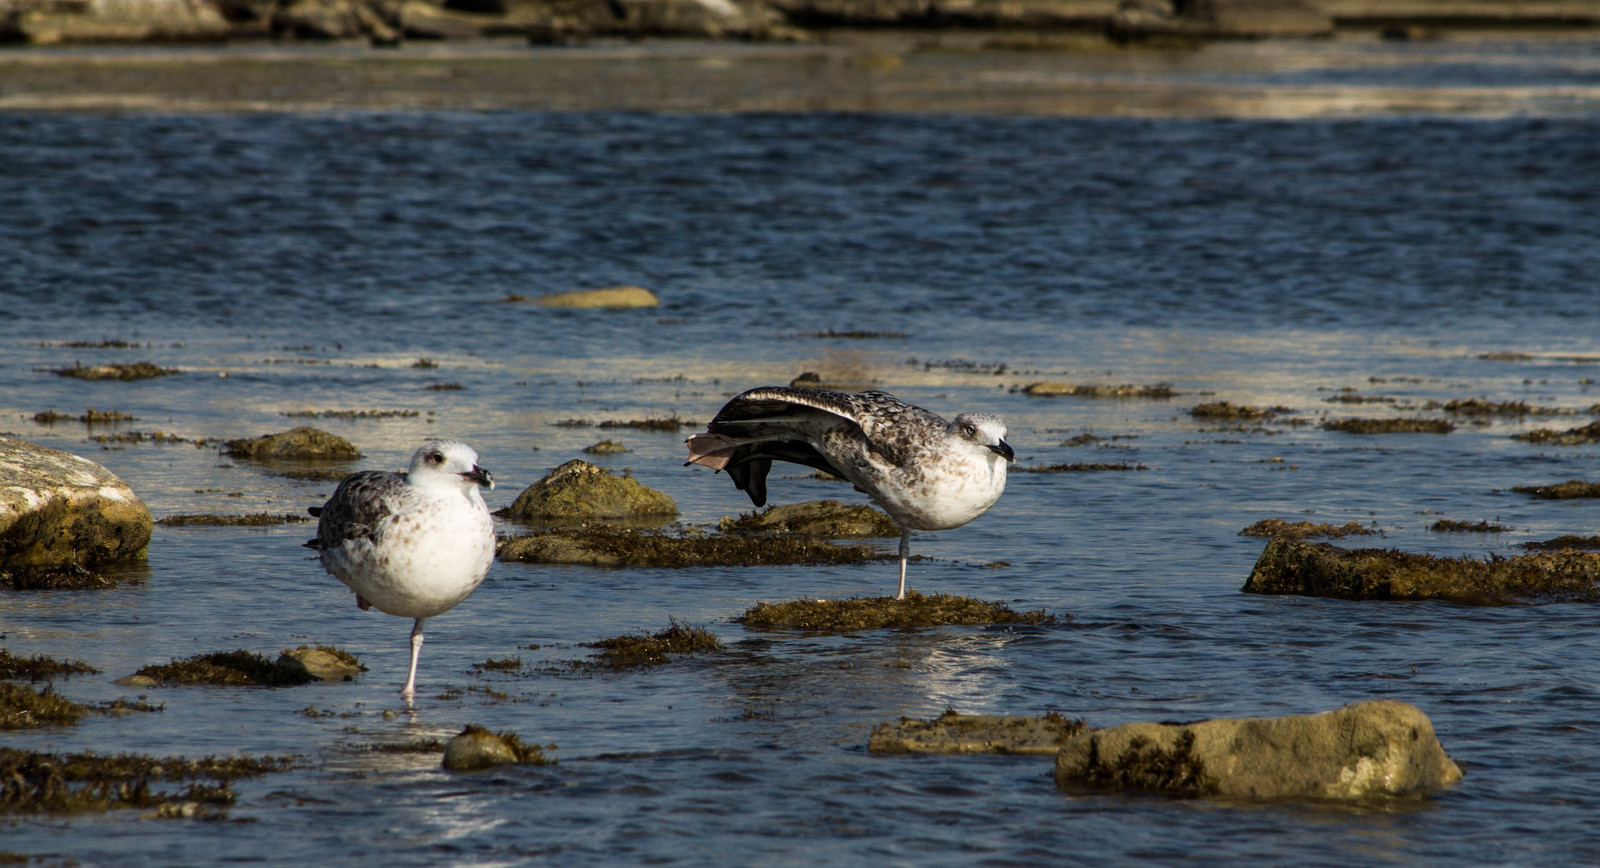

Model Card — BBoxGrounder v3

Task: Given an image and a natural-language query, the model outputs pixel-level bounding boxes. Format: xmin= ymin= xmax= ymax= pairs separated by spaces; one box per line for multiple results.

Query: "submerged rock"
xmin=497 ymin=525 xmax=887 ymax=568
xmin=132 ymin=650 xmax=318 ymax=687
xmin=1190 ymin=401 xmax=1278 ymax=420
xmin=1055 ymin=700 xmax=1461 ymax=801
xmin=1023 ymin=382 xmax=1174 ymax=399
xmin=1243 ymin=538 xmax=1600 ymax=604
xmin=870 ymin=710 xmax=1088 ymax=756
xmin=1238 ymin=518 xmax=1376 ymax=540
xmin=0 ymin=437 xmax=153 ymax=569
xmin=51 ymin=361 xmax=177 ymax=380
xmin=223 ymin=426 xmax=361 ymax=461
xmin=1512 ymin=480 xmax=1600 ymax=500
xmin=280 ymin=645 xmax=365 ymax=681
xmin=442 ymin=725 xmax=551 ymax=771
xmin=503 ymin=459 xmax=677 ymax=521
xmin=739 ymin=590 xmax=1054 ymax=632
xmin=1512 ymin=420 xmax=1600 ymax=446
xmin=718 ymin=500 xmax=898 ymax=539
xmin=527 ymin=287 xmax=659 ymax=309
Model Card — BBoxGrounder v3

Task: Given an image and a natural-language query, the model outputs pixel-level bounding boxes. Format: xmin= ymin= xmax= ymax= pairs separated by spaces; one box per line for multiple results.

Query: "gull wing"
xmin=304 ymin=471 xmax=404 ymax=551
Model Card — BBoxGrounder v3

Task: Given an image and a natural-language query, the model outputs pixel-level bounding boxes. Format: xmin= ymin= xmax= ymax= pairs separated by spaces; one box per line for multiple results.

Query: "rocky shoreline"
xmin=2 ymin=0 xmax=1595 ymax=48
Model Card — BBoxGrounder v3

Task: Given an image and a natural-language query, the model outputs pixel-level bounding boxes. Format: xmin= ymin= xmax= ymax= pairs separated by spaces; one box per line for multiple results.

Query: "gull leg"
xmin=895 ymin=528 xmax=911 ymax=600
xmin=402 ymin=617 xmax=426 ymax=700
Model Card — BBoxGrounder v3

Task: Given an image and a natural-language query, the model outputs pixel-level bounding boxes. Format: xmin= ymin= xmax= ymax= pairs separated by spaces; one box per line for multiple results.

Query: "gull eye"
xmin=964 ymin=424 xmax=976 ymax=437
xmin=427 ymin=451 xmax=444 ymax=466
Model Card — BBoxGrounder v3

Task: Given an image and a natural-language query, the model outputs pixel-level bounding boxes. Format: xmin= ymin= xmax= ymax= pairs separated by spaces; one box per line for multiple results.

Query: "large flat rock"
xmin=0 ymin=436 xmax=152 ymax=568
xmin=1055 ymin=700 xmax=1462 ymax=801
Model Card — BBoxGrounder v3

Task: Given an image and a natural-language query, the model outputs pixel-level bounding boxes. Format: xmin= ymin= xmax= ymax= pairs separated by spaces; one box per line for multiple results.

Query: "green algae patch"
xmin=498 ymin=526 xmax=890 ymax=568
xmin=1024 ymin=382 xmax=1175 ymax=399
xmin=1430 ymin=519 xmax=1509 ymax=533
xmin=33 ymin=408 xmax=137 ymax=425
xmin=582 ymin=439 xmax=631 ymax=455
xmin=472 ymin=656 xmax=524 ymax=674
xmin=1522 ymin=535 xmax=1600 ymax=552
xmin=1513 ymin=480 xmax=1600 ymax=500
xmin=1018 ymin=462 xmax=1148 ymax=473
xmin=587 ymin=620 xmax=722 ymax=669
xmin=1512 ymin=420 xmax=1600 ymax=446
xmin=133 ymin=650 xmax=317 ymax=687
xmin=1243 ymin=538 xmax=1600 ymax=604
xmin=157 ymin=512 xmax=311 ymax=527
xmin=1064 ymin=730 xmax=1217 ymax=797
xmin=717 ymin=500 xmax=898 ymax=539
xmin=869 ymin=709 xmax=1089 ymax=756
xmin=0 ymin=747 xmax=290 ymax=815
xmin=0 ymin=682 xmax=87 ymax=729
xmin=1 ymin=563 xmax=134 ymax=591
xmin=223 ymin=426 xmax=361 ymax=461
xmin=503 ymin=459 xmax=677 ymax=522
xmin=0 ymin=649 xmax=96 ymax=681
xmin=52 ymin=361 xmax=178 ymax=381
xmin=1322 ymin=418 xmax=1454 ymax=435
xmin=739 ymin=590 xmax=1055 ymax=633
xmin=1239 ymin=519 xmax=1377 ymax=540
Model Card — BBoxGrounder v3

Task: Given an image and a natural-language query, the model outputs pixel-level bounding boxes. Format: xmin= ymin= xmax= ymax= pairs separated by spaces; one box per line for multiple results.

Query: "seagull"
xmin=305 ymin=440 xmax=496 ymax=700
xmin=686 ymin=387 xmax=1014 ymax=599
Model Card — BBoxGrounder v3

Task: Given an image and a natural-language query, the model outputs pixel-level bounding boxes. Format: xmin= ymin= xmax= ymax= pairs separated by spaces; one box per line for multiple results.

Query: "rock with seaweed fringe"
xmin=52 ymin=361 xmax=177 ymax=381
xmin=1055 ymin=700 xmax=1461 ymax=801
xmin=738 ymin=590 xmax=1054 ymax=632
xmin=497 ymin=525 xmax=888 ymax=568
xmin=870 ymin=709 xmax=1089 ymax=755
xmin=586 ymin=619 xmax=721 ymax=669
xmin=1238 ymin=519 xmax=1376 ymax=540
xmin=1512 ymin=480 xmax=1600 ymax=500
xmin=1023 ymin=382 xmax=1175 ymax=399
xmin=717 ymin=500 xmax=898 ymax=539
xmin=223 ymin=426 xmax=361 ymax=461
xmin=0 ymin=747 xmax=288 ymax=816
xmin=502 ymin=459 xmax=676 ymax=522
xmin=128 ymin=650 xmax=320 ymax=687
xmin=0 ymin=682 xmax=87 ymax=729
xmin=0 ymin=649 xmax=96 ymax=681
xmin=280 ymin=646 xmax=366 ymax=682
xmin=1512 ymin=420 xmax=1600 ymax=446
xmin=1243 ymin=538 xmax=1600 ymax=604
xmin=443 ymin=725 xmax=553 ymax=771
xmin=0 ymin=436 xmax=153 ymax=570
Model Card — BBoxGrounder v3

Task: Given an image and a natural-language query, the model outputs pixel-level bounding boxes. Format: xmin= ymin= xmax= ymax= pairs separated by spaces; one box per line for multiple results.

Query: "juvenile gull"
xmin=305 ymin=440 xmax=495 ymax=700
xmin=686 ymin=387 xmax=1014 ymax=599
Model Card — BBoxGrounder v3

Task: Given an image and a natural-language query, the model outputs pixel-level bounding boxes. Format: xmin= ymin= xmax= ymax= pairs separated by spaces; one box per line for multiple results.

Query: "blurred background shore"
xmin=2 ymin=0 xmax=1598 ymax=115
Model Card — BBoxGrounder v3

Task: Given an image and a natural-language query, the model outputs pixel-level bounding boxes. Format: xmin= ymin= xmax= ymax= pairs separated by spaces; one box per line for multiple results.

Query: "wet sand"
xmin=2 ymin=30 xmax=1599 ymax=116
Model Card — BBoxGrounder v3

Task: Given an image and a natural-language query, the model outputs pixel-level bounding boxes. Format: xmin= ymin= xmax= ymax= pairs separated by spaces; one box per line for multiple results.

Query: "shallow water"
xmin=2 ymin=86 xmax=1600 ymax=865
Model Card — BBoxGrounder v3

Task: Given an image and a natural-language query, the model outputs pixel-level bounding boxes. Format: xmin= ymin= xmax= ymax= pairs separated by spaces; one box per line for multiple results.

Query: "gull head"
xmin=408 ymin=440 xmax=494 ymax=491
xmin=950 ymin=413 xmax=1014 ymax=462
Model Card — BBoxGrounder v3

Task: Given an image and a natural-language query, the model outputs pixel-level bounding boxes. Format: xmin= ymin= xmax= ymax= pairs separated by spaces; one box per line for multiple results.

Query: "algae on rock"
xmin=739 ymin=590 xmax=1054 ymax=632
xmin=717 ymin=500 xmax=898 ymax=539
xmin=442 ymin=724 xmax=553 ymax=771
xmin=223 ymin=426 xmax=361 ymax=461
xmin=1243 ymin=538 xmax=1600 ymax=603
xmin=503 ymin=459 xmax=677 ymax=522
xmin=0 ymin=436 xmax=153 ymax=570
xmin=498 ymin=525 xmax=888 ymax=568
xmin=131 ymin=650 xmax=320 ymax=687
xmin=1054 ymin=700 xmax=1462 ymax=801
xmin=869 ymin=709 xmax=1088 ymax=755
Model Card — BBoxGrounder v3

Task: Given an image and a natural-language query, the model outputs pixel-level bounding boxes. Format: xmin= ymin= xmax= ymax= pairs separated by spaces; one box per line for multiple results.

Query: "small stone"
xmin=503 ymin=459 xmax=676 ymax=521
xmin=224 ymin=427 xmax=361 ymax=461
xmin=442 ymin=725 xmax=550 ymax=771
xmin=279 ymin=645 xmax=365 ymax=681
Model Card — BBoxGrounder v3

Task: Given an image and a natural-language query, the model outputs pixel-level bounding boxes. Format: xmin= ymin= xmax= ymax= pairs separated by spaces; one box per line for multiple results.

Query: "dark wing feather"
xmin=307 ymin=470 xmax=404 ymax=551
xmin=723 ymin=440 xmax=848 ymax=507
xmin=707 ymin=387 xmax=942 ymax=469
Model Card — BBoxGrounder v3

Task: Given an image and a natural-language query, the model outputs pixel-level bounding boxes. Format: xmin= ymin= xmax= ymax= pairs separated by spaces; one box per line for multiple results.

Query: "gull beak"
xmin=988 ymin=440 xmax=1015 ymax=462
xmin=461 ymin=465 xmax=494 ymax=490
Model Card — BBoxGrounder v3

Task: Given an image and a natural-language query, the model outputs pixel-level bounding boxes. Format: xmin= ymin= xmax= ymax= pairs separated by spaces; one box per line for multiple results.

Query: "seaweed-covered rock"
xmin=1512 ymin=480 xmax=1600 ymax=500
xmin=132 ymin=650 xmax=318 ymax=687
xmin=51 ymin=361 xmax=177 ymax=380
xmin=442 ymin=725 xmax=551 ymax=771
xmin=739 ymin=590 xmax=1054 ymax=632
xmin=1055 ymin=700 xmax=1461 ymax=801
xmin=529 ymin=287 xmax=659 ymax=309
xmin=587 ymin=620 xmax=721 ymax=669
xmin=1243 ymin=538 xmax=1600 ymax=604
xmin=1023 ymin=382 xmax=1173 ymax=399
xmin=1322 ymin=418 xmax=1454 ymax=435
xmin=0 ymin=682 xmax=87 ymax=730
xmin=1238 ymin=519 xmax=1376 ymax=540
xmin=1190 ymin=401 xmax=1277 ymax=420
xmin=223 ymin=426 xmax=361 ymax=461
xmin=0 ymin=437 xmax=153 ymax=569
xmin=503 ymin=459 xmax=676 ymax=521
xmin=0 ymin=746 xmax=288 ymax=815
xmin=497 ymin=525 xmax=886 ymax=568
xmin=1512 ymin=420 xmax=1600 ymax=446
xmin=869 ymin=710 xmax=1088 ymax=756
xmin=718 ymin=500 xmax=898 ymax=538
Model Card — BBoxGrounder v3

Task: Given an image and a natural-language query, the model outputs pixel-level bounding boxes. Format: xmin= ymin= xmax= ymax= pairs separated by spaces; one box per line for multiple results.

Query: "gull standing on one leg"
xmin=305 ymin=440 xmax=496 ymax=701
xmin=685 ymin=387 xmax=1014 ymax=599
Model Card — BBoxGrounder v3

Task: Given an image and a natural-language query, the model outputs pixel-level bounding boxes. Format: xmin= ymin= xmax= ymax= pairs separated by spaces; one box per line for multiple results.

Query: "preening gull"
xmin=305 ymin=440 xmax=496 ymax=700
xmin=686 ymin=387 xmax=1014 ymax=599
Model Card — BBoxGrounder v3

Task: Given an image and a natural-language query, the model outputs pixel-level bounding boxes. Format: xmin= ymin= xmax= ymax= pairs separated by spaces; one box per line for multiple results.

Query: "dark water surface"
xmin=2 ymin=102 xmax=1599 ymax=866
